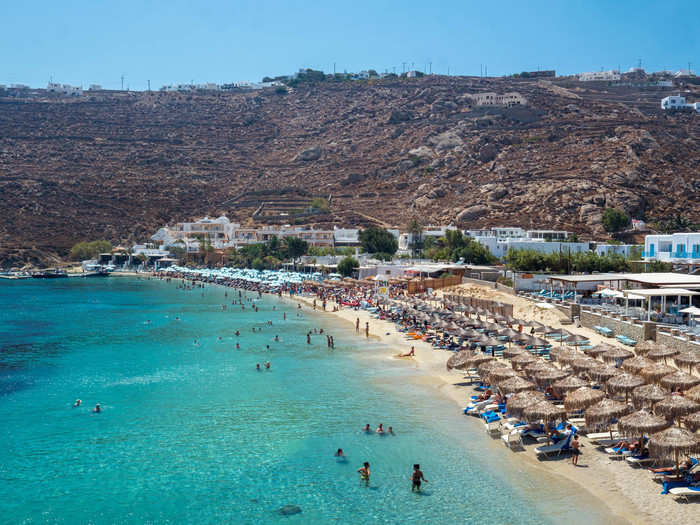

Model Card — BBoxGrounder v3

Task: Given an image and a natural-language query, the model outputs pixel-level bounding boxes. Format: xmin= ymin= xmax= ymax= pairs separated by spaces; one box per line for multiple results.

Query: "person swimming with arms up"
xmin=357 ymin=462 xmax=370 ymax=486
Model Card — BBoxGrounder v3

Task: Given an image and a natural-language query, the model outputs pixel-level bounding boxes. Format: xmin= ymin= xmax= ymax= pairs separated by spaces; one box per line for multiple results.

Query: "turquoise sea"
xmin=0 ymin=278 xmax=620 ymax=524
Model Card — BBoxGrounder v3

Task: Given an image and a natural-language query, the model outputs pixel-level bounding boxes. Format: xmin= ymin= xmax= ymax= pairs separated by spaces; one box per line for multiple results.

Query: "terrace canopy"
xmin=622 ymin=288 xmax=700 ymax=321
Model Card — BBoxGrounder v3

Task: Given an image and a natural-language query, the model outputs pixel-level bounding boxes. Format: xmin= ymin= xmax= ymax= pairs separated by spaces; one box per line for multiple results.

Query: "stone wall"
xmin=580 ymin=309 xmax=648 ymax=342
xmin=656 ymin=331 xmax=700 ymax=352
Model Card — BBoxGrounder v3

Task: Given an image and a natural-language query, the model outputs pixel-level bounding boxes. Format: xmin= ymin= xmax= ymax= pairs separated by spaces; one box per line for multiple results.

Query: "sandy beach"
xmin=291 ymin=283 xmax=698 ymax=525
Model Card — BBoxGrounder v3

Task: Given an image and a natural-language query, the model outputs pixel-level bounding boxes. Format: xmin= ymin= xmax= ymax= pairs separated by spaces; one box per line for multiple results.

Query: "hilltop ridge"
xmin=0 ymin=75 xmax=698 ymax=265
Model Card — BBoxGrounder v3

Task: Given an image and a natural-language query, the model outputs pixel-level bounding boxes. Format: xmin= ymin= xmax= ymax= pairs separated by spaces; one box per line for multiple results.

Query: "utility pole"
xmin=333 ymin=62 xmax=336 ymax=75
xmin=485 ymin=65 xmax=487 ymax=77
xmin=480 ymin=64 xmax=483 ymax=77
xmin=429 ymin=61 xmax=432 ymax=74
xmin=638 ymin=58 xmax=642 ymax=69
xmin=147 ymin=79 xmax=151 ymax=92
xmin=402 ymin=62 xmax=406 ymax=74
xmin=121 ymin=74 xmax=124 ymax=90
xmin=392 ymin=66 xmax=396 ymax=74
xmin=447 ymin=66 xmax=450 ymax=76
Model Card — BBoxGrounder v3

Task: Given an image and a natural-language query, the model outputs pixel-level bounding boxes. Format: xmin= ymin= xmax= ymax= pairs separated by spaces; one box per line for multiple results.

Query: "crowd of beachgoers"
xmin=154 ymin=266 xmax=700 ymax=504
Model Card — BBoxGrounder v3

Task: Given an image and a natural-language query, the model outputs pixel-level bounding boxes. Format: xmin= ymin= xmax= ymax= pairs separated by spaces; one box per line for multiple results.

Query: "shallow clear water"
xmin=0 ymin=278 xmax=616 ymax=524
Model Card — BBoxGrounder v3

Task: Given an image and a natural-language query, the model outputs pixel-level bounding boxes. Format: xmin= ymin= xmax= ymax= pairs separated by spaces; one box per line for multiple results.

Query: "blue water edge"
xmin=0 ymin=278 xmax=615 ymax=524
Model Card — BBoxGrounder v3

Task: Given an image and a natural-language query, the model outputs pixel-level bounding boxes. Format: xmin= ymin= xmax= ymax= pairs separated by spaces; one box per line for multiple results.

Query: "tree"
xmin=69 ymin=240 xmax=112 ymax=261
xmin=338 ymin=256 xmax=359 ymax=277
xmin=284 ymin=237 xmax=308 ymax=261
xmin=602 ymin=208 xmax=631 ymax=233
xmin=358 ymin=227 xmax=398 ymax=256
xmin=407 ymin=218 xmax=424 ymax=258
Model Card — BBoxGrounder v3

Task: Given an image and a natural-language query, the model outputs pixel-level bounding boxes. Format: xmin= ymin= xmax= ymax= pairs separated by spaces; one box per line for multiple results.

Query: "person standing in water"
xmin=411 ymin=464 xmax=428 ymax=492
xmin=357 ymin=462 xmax=370 ymax=486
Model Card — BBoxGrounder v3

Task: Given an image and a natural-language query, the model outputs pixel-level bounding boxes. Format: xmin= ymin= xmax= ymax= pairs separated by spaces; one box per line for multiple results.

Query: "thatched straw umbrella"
xmin=601 ymin=347 xmax=634 ymax=364
xmin=499 ymin=328 xmax=521 ymax=340
xmin=498 ymin=376 xmax=536 ymax=395
xmin=618 ymin=409 xmax=670 ymax=451
xmin=524 ymin=400 xmax=568 ymax=443
xmin=564 ymin=386 xmax=605 ymax=412
xmin=633 ymin=340 xmax=657 ymax=356
xmin=632 ymin=384 xmax=668 ymax=410
xmin=505 ymin=390 xmax=545 ymax=419
xmin=446 ymin=351 xmax=475 ymax=370
xmin=659 ymin=371 xmax=700 ymax=392
xmin=684 ymin=411 xmax=700 ymax=432
xmin=502 ymin=347 xmax=526 ymax=359
xmin=523 ymin=360 xmax=554 ymax=378
xmin=534 ymin=368 xmax=570 ymax=388
xmin=584 ymin=343 xmax=616 ymax=358
xmin=566 ymin=334 xmax=591 ymax=347
xmin=648 ymin=426 xmax=700 ymax=476
xmin=585 ymin=399 xmax=633 ymax=437
xmin=477 ymin=360 xmax=502 ymax=380
xmin=684 ymin=384 xmax=700 ymax=404
xmin=529 ymin=336 xmax=550 ymax=348
xmin=587 ymin=364 xmax=619 ymax=383
xmin=467 ymin=353 xmax=496 ymax=368
xmin=488 ymin=367 xmax=517 ymax=385
xmin=558 ymin=349 xmax=585 ymax=367
xmin=654 ymin=395 xmax=700 ymax=425
xmin=552 ymin=375 xmax=588 ymax=397
xmin=511 ymin=352 xmax=537 ymax=369
xmin=622 ymin=356 xmax=654 ymax=374
xmin=607 ymin=373 xmax=646 ymax=402
xmin=639 ymin=363 xmax=677 ymax=384
xmin=674 ymin=351 xmax=700 ymax=373
xmin=571 ymin=357 xmax=599 ymax=374
xmin=647 ymin=345 xmax=680 ymax=364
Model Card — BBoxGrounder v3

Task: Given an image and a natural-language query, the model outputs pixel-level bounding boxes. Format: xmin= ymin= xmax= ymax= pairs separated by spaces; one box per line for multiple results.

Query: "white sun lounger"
xmin=501 ymin=430 xmax=523 ymax=450
xmin=626 ymin=456 xmax=654 ymax=467
xmin=535 ymin=434 xmax=573 ymax=457
xmin=585 ymin=431 xmax=620 ymax=441
xmin=669 ymin=486 xmax=700 ymax=502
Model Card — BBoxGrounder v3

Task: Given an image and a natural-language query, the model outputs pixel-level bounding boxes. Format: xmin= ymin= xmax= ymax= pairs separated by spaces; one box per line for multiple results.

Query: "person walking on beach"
xmin=411 ymin=464 xmax=428 ymax=492
xmin=570 ymin=435 xmax=581 ymax=466
xmin=365 ymin=322 xmax=369 ymax=338
xmin=356 ymin=317 xmax=360 ymax=333
xmin=357 ymin=462 xmax=370 ymax=486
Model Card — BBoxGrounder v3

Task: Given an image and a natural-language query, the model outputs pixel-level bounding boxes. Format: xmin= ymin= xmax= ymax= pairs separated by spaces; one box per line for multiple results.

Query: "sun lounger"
xmin=501 ymin=430 xmax=523 ymax=449
xmin=534 ymin=433 xmax=573 ymax=457
xmin=626 ymin=455 xmax=654 ymax=467
xmin=615 ymin=335 xmax=636 ymax=346
xmin=669 ymin=486 xmax=700 ymax=501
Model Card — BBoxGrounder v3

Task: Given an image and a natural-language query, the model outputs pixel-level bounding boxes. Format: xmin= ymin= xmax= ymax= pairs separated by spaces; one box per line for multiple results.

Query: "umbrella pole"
xmin=675 ymin=449 xmax=679 ymax=478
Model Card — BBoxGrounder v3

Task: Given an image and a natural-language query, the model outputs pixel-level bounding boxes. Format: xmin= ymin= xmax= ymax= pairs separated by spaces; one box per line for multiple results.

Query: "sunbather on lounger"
xmin=649 ymin=458 xmax=694 ymax=474
xmin=477 ymin=389 xmax=492 ymax=401
xmin=612 ymin=440 xmax=641 ymax=454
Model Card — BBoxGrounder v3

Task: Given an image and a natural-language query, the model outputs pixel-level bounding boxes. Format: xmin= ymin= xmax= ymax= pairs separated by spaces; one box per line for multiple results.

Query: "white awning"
xmin=593 ymin=288 xmax=624 ymax=298
xmin=622 ymin=288 xmax=700 ymax=298
xmin=680 ymin=306 xmax=700 ymax=316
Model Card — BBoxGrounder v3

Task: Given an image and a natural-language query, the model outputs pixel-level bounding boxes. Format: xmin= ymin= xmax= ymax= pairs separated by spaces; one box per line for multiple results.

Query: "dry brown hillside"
xmin=0 ymin=76 xmax=698 ymax=266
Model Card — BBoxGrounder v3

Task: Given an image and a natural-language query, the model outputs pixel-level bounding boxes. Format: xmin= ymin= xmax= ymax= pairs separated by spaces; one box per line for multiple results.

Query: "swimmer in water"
xmin=93 ymin=403 xmax=101 ymax=413
xmin=266 ymin=345 xmax=270 ymax=351
xmin=235 ymin=343 xmax=240 ymax=350
xmin=388 ymin=426 xmax=395 ymax=435
xmin=357 ymin=462 xmax=370 ymax=486
xmin=235 ymin=330 xmax=240 ymax=336
xmin=334 ymin=448 xmax=345 ymax=457
xmin=256 ymin=363 xmax=261 ymax=371
xmin=274 ymin=335 xmax=279 ymax=342
xmin=265 ymin=361 xmax=270 ymax=370
xmin=363 ymin=424 xmax=371 ymax=433
xmin=73 ymin=399 xmax=81 ymax=408
xmin=376 ymin=423 xmax=385 ymax=435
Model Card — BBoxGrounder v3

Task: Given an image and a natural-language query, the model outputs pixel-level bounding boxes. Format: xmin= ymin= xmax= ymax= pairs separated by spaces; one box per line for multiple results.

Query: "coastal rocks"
xmin=478 ymin=144 xmax=498 ymax=162
xmin=456 ymin=204 xmax=488 ymax=222
xmin=414 ymin=195 xmax=432 ymax=208
xmin=387 ymin=109 xmax=412 ymax=123
xmin=408 ymin=146 xmax=434 ymax=159
xmin=429 ymin=131 xmax=462 ymax=151
xmin=277 ymin=505 xmax=302 ymax=516
xmin=294 ymin=146 xmax=322 ymax=161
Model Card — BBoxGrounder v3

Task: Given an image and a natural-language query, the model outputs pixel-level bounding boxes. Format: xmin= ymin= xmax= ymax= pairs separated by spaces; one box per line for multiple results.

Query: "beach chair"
xmin=501 ymin=429 xmax=523 ymax=450
xmin=626 ymin=455 xmax=654 ymax=467
xmin=669 ymin=486 xmax=700 ymax=501
xmin=534 ymin=433 xmax=573 ymax=457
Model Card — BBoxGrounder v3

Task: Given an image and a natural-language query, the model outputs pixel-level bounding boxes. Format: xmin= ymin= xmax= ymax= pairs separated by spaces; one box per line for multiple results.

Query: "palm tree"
xmin=408 ymin=218 xmax=424 ymax=258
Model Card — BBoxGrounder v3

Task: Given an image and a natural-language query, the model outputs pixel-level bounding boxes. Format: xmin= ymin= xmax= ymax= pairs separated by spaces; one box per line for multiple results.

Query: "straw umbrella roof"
xmin=524 ymin=360 xmax=554 ymax=378
xmin=502 ymin=347 xmax=526 ymax=359
xmin=659 ymin=371 xmax=700 ymax=392
xmin=506 ymin=390 xmax=545 ymax=419
xmin=647 ymin=345 xmax=680 ymax=363
xmin=587 ymin=364 xmax=619 ymax=383
xmin=601 ymin=347 xmax=635 ymax=363
xmin=654 ymin=395 xmax=700 ymax=421
xmin=558 ymin=349 xmax=585 ymax=366
xmin=684 ymin=384 xmax=700 ymax=404
xmin=632 ymin=384 xmax=668 ymax=409
xmin=622 ymin=356 xmax=654 ymax=374
xmin=571 ymin=357 xmax=599 ymax=373
xmin=564 ymin=386 xmax=605 ymax=411
xmin=648 ymin=427 xmax=700 ymax=465
xmin=607 ymin=373 xmax=646 ymax=395
xmin=634 ymin=340 xmax=658 ymax=356
xmin=498 ymin=376 xmax=536 ymax=395
xmin=524 ymin=400 xmax=567 ymax=424
xmin=639 ymin=363 xmax=677 ymax=383
xmin=498 ymin=328 xmax=521 ymax=339
xmin=511 ymin=352 xmax=537 ymax=368
xmin=477 ymin=360 xmax=503 ymax=378
xmin=534 ymin=368 xmax=570 ymax=388
xmin=684 ymin=411 xmax=700 ymax=432
xmin=618 ymin=409 xmax=670 ymax=436
xmin=552 ymin=375 xmax=588 ymax=394
xmin=488 ymin=367 xmax=518 ymax=384
xmin=584 ymin=343 xmax=617 ymax=357
xmin=674 ymin=351 xmax=700 ymax=372
xmin=532 ymin=322 xmax=547 ymax=333
xmin=585 ymin=399 xmax=633 ymax=430
xmin=566 ymin=334 xmax=591 ymax=346
xmin=446 ymin=351 xmax=472 ymax=370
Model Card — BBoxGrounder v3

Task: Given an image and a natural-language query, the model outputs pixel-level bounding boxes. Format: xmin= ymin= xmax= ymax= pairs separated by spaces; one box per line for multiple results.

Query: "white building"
xmin=472 ymin=92 xmax=527 ymax=107
xmin=398 ymin=225 xmax=456 ymax=251
xmin=661 ymin=94 xmax=700 ymax=112
xmin=578 ymin=70 xmax=621 ymax=82
xmin=333 ymin=227 xmax=361 ymax=247
xmin=47 ymin=83 xmax=83 ymax=96
xmin=643 ymin=233 xmax=700 ymax=263
xmin=595 ymin=244 xmax=642 ymax=258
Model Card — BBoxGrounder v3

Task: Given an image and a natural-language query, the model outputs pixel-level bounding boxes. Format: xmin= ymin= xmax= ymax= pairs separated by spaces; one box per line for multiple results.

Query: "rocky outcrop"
xmin=457 ymin=205 xmax=489 ymax=222
xmin=295 ymin=146 xmax=322 ymax=161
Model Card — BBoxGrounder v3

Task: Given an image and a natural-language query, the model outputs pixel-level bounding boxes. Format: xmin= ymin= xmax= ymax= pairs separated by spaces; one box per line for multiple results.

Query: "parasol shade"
xmin=659 ymin=372 xmax=700 ymax=392
xmin=564 ymin=386 xmax=605 ymax=412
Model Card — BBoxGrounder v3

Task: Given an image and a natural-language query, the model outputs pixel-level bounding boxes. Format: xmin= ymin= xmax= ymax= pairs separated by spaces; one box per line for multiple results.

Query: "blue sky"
xmin=2 ymin=1 xmax=697 ymax=89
